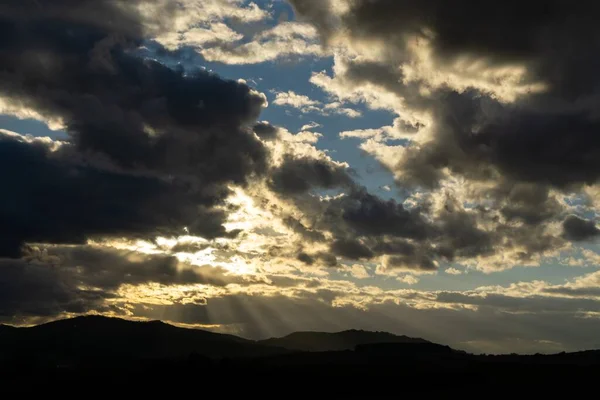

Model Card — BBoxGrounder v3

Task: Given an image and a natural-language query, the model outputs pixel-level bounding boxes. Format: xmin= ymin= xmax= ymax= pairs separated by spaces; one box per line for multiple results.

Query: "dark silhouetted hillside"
xmin=258 ymin=329 xmax=429 ymax=351
xmin=0 ymin=315 xmax=288 ymax=366
xmin=2 ymin=316 xmax=600 ymax=391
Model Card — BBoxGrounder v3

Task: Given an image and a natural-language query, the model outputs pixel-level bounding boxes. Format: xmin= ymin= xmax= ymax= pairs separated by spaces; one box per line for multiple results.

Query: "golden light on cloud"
xmin=402 ymin=36 xmax=548 ymax=103
xmin=222 ymin=186 xmax=274 ymax=233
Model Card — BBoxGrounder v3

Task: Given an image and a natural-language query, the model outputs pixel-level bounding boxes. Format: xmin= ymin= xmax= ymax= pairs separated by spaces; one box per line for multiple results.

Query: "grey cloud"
xmin=543 ymin=287 xmax=600 ymax=297
xmin=330 ymin=238 xmax=374 ymax=260
xmin=338 ymin=188 xmax=431 ymax=239
xmin=297 ymin=252 xmax=315 ymax=265
xmin=36 ymin=245 xmax=243 ymax=289
xmin=283 ymin=216 xmax=326 ymax=243
xmin=384 ymin=254 xmax=437 ymax=271
xmin=290 ymin=0 xmax=600 ymax=190
xmin=288 ymin=0 xmax=600 ymax=269
xmin=0 ymin=243 xmax=248 ymax=318
xmin=0 ymin=0 xmax=269 ymax=256
xmin=562 ymin=215 xmax=600 ymax=241
xmin=0 ymin=133 xmax=231 ymax=257
xmin=297 ymin=251 xmax=338 ymax=267
xmin=319 ymin=252 xmax=339 ymax=267
xmin=497 ymin=183 xmax=564 ymax=225
xmin=435 ymin=291 xmax=600 ymax=314
xmin=0 ymin=258 xmax=111 ymax=318
xmin=371 ymin=239 xmax=416 ymax=256
xmin=253 ymin=121 xmax=280 ymax=141
xmin=287 ymin=0 xmax=339 ymax=42
xmin=42 ymin=288 xmax=600 ymax=353
xmin=341 ymin=0 xmax=600 ymax=96
xmin=434 ymin=209 xmax=494 ymax=260
xmin=269 ymin=155 xmax=354 ymax=195
xmin=4 ymin=242 xmax=600 ymax=353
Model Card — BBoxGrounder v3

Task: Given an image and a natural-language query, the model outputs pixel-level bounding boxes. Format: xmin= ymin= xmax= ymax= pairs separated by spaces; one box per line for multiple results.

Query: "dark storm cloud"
xmin=330 ymin=238 xmax=374 ymax=260
xmin=473 ymin=107 xmax=600 ymax=188
xmin=0 ymin=244 xmax=247 ymax=317
xmin=339 ymin=188 xmax=430 ymax=239
xmin=286 ymin=0 xmax=600 ymax=270
xmin=283 ymin=216 xmax=326 ymax=242
xmin=291 ymin=0 xmax=600 ymax=189
xmin=253 ymin=121 xmax=280 ymax=141
xmin=0 ymin=0 xmax=269 ymax=256
xmin=562 ymin=215 xmax=600 ymax=241
xmin=543 ymin=286 xmax=600 ymax=298
xmin=287 ymin=0 xmax=339 ymax=41
xmin=0 ymin=258 xmax=111 ymax=317
xmin=370 ymin=239 xmax=416 ymax=256
xmin=296 ymin=252 xmax=315 ymax=265
xmin=297 ymin=251 xmax=338 ymax=267
xmin=269 ymin=155 xmax=354 ymax=195
xmin=341 ymin=0 xmax=600 ymax=89
xmin=384 ymin=254 xmax=437 ymax=271
xmin=283 ymin=183 xmax=500 ymax=269
xmin=0 ymin=5 xmax=267 ymax=178
xmin=392 ymin=90 xmax=600 ymax=190
xmin=319 ymin=252 xmax=339 ymax=267
xmin=0 ymin=133 xmax=231 ymax=257
xmin=497 ymin=183 xmax=564 ymax=225
xmin=27 ymin=245 xmax=245 ymax=289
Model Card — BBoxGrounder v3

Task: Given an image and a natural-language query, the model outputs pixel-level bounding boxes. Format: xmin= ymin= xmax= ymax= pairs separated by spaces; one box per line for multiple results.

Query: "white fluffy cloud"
xmin=445 ymin=268 xmax=463 ymax=275
xmin=272 ymin=90 xmax=361 ymax=117
xmin=397 ymin=275 xmax=419 ymax=285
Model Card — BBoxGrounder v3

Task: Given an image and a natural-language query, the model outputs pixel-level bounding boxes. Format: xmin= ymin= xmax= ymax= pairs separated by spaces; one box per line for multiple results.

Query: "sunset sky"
xmin=2 ymin=0 xmax=600 ymax=354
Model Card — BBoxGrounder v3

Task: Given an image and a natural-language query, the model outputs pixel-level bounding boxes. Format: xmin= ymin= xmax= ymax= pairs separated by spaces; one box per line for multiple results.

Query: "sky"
xmin=1 ymin=0 xmax=600 ymax=354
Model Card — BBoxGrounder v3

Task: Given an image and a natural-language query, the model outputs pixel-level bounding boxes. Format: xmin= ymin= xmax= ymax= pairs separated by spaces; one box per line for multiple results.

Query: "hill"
xmin=2 ymin=316 xmax=600 ymax=390
xmin=0 ymin=315 xmax=288 ymax=365
xmin=258 ymin=329 xmax=429 ymax=351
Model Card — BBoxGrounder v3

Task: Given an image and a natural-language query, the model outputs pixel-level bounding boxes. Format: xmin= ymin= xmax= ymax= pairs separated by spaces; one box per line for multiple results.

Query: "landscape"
xmin=3 ymin=0 xmax=600 ymax=388
xmin=2 ymin=316 xmax=600 ymax=389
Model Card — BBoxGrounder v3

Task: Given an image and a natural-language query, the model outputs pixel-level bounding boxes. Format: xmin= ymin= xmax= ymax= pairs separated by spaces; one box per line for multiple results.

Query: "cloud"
xmin=380 ymin=253 xmax=437 ymax=272
xmin=397 ymin=275 xmax=419 ymax=285
xmin=0 ymin=242 xmax=253 ymax=318
xmin=300 ymin=122 xmax=322 ymax=131
xmin=268 ymin=155 xmax=354 ymax=195
xmin=200 ymin=22 xmax=325 ymax=64
xmin=4 ymin=0 xmax=600 ymax=356
xmin=0 ymin=0 xmax=271 ymax=256
xmin=339 ymin=188 xmax=431 ymax=239
xmin=340 ymin=117 xmax=422 ymax=141
xmin=291 ymin=0 xmax=600 ymax=190
xmin=157 ymin=22 xmax=243 ymax=50
xmin=0 ymin=258 xmax=107 ymax=317
xmin=273 ymin=91 xmax=321 ymax=112
xmin=562 ymin=215 xmax=600 ymax=242
xmin=324 ymin=102 xmax=362 ymax=118
xmin=287 ymin=0 xmax=600 ymax=270
xmin=139 ymin=2 xmax=330 ymax=65
xmin=272 ymin=90 xmax=361 ymax=117
xmin=330 ymin=239 xmax=374 ymax=260
xmin=0 ymin=132 xmax=234 ymax=257
xmin=445 ymin=268 xmax=463 ymax=276
xmin=5 ymin=246 xmax=600 ymax=353
xmin=148 ymin=0 xmax=270 ymax=48
xmin=349 ymin=264 xmax=370 ymax=279
xmin=253 ymin=121 xmax=280 ymax=141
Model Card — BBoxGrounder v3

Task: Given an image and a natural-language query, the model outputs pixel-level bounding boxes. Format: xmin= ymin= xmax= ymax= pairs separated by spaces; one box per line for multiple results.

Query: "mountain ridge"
xmin=0 ymin=316 xmax=443 ymax=364
xmin=0 ymin=315 xmax=286 ymax=363
xmin=259 ymin=328 xmax=430 ymax=352
xmin=3 ymin=315 xmax=600 ymax=361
